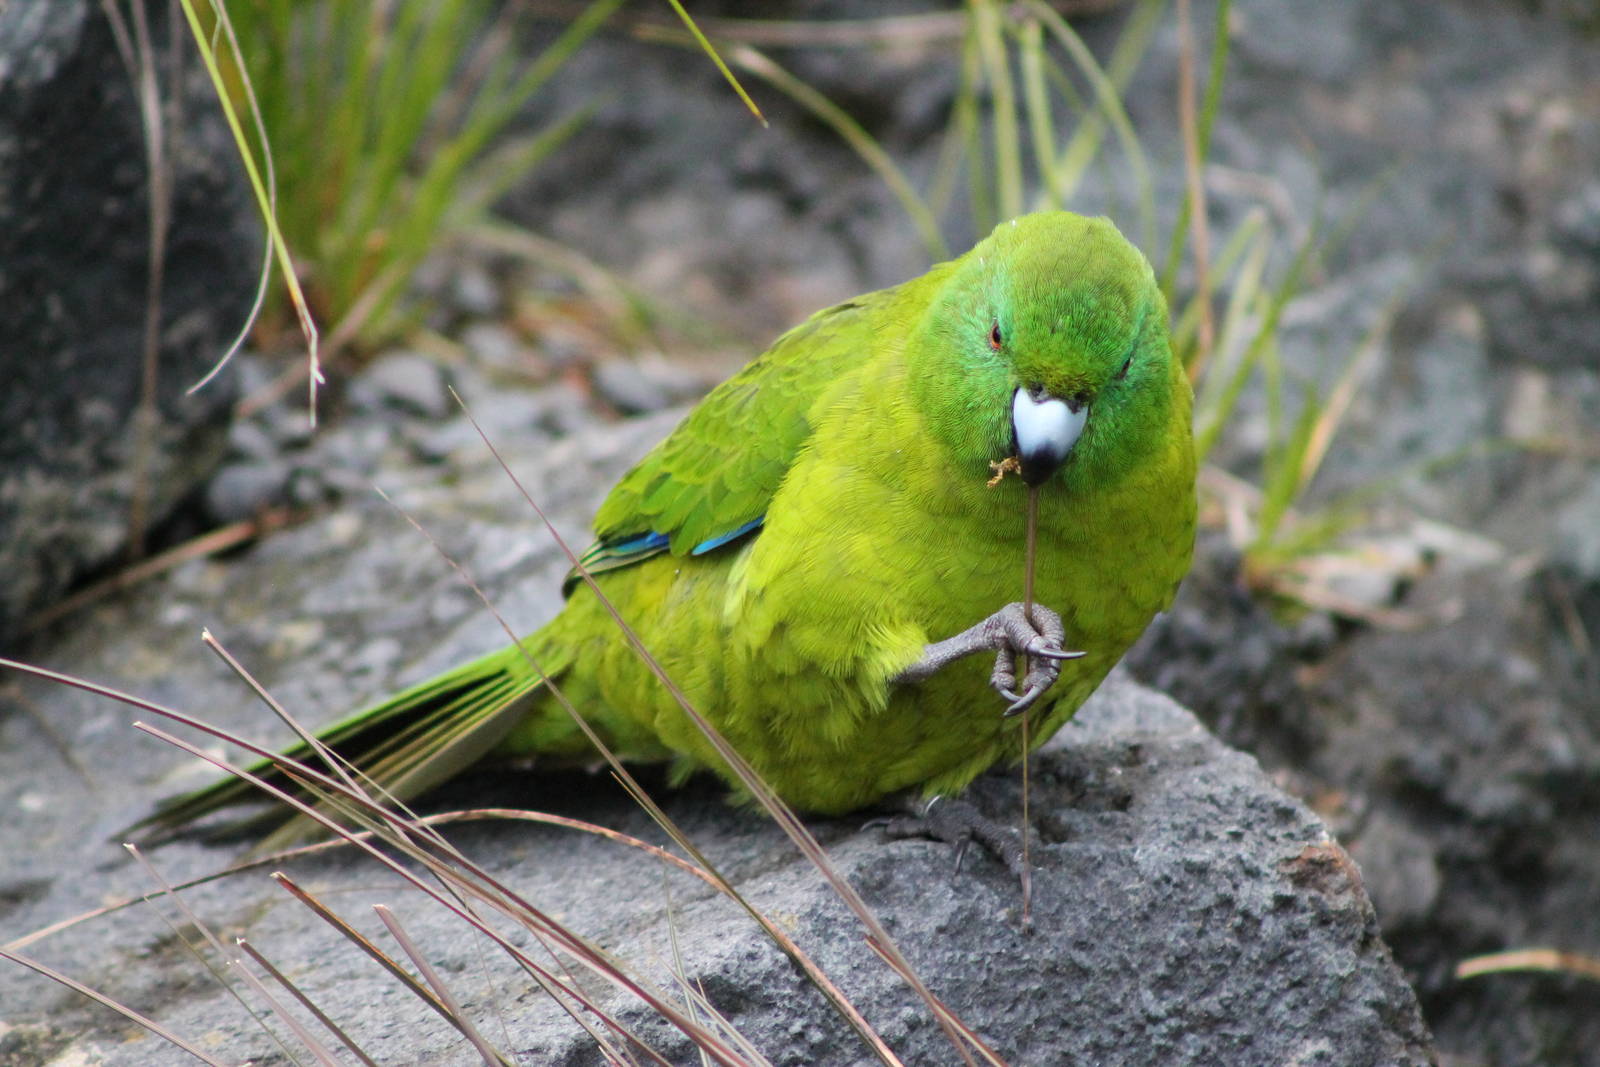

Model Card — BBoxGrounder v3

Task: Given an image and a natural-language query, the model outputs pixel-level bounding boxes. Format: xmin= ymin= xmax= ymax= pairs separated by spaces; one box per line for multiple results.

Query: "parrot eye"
xmin=989 ymin=320 xmax=1004 ymax=351
xmin=1113 ymin=355 xmax=1133 ymax=380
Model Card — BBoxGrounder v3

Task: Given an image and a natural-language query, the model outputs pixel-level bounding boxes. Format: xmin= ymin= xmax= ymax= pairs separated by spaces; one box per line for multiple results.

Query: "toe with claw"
xmin=871 ymin=794 xmax=1034 ymax=915
xmin=895 ymin=601 xmax=1085 ymax=715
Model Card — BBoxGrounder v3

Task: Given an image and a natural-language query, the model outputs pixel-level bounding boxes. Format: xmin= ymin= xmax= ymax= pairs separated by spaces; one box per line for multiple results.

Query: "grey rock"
xmin=203 ymin=460 xmax=290 ymax=524
xmin=593 ymin=354 xmax=709 ymax=415
xmin=1553 ymin=476 xmax=1600 ymax=583
xmin=451 ymin=260 xmax=504 ymax=318
xmin=0 ymin=0 xmax=255 ymax=645
xmin=1346 ymin=810 xmax=1443 ymax=935
xmin=223 ymin=416 xmax=279 ymax=463
xmin=414 ymin=380 xmax=595 ymax=465
xmin=348 ymin=350 xmax=451 ymax=420
xmin=461 ymin=320 xmax=535 ymax=375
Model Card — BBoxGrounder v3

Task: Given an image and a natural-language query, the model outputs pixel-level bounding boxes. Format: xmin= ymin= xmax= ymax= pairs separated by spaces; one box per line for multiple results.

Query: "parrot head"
xmin=914 ymin=211 xmax=1181 ymax=492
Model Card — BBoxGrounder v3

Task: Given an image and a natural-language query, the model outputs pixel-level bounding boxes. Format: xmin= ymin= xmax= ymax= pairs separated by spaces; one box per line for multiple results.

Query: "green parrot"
xmin=142 ymin=211 xmax=1196 ymax=845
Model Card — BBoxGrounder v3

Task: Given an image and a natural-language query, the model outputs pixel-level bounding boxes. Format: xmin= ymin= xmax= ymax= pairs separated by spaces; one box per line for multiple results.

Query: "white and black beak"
xmin=1011 ymin=386 xmax=1087 ymax=486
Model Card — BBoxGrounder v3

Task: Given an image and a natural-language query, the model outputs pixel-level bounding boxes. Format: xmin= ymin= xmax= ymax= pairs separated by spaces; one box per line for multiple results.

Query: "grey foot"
xmin=895 ymin=602 xmax=1084 ymax=715
xmin=872 ymin=794 xmax=1029 ymax=886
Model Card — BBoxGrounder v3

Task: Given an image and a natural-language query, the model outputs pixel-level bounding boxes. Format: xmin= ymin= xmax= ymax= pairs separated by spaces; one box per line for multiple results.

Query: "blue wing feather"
xmin=691 ymin=517 xmax=765 ymax=556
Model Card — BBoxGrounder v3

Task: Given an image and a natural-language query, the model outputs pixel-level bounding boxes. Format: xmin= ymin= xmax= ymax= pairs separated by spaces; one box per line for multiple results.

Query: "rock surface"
xmin=0 ymin=0 xmax=255 ymax=647
xmin=0 ymin=411 xmax=1434 ymax=1065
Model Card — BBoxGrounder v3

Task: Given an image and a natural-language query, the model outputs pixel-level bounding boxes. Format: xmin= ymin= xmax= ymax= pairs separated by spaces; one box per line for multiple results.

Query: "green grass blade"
xmin=727 ymin=44 xmax=947 ymax=260
xmin=1161 ymin=0 xmax=1231 ymax=294
xmin=956 ymin=23 xmax=995 ymax=233
xmin=971 ymin=0 xmax=1024 ymax=221
xmin=1027 ymin=0 xmax=1157 ymax=250
xmin=661 ymin=0 xmax=767 ymax=125
xmin=1017 ymin=17 xmax=1060 ymax=210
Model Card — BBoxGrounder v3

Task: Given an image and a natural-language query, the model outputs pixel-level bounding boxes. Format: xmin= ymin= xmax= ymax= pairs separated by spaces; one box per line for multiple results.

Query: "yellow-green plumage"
xmin=146 ymin=212 xmax=1195 ymax=841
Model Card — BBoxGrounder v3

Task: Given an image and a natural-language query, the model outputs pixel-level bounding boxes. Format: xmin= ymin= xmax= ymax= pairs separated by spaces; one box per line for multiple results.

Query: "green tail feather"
xmin=129 ymin=643 xmax=557 ymax=849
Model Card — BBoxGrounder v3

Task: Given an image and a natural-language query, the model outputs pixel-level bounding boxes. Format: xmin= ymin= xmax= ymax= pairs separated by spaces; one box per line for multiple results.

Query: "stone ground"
xmin=0 ymin=401 xmax=1431 ymax=1065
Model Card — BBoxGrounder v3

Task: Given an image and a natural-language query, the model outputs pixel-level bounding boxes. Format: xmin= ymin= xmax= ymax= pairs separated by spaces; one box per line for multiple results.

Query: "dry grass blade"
xmin=273 ymin=876 xmax=498 ymax=1055
xmin=373 ymin=903 xmax=508 ymax=1066
xmin=22 ymin=509 xmax=301 ymax=636
xmin=98 ymin=0 xmax=169 ymax=561
xmin=1456 ymin=949 xmax=1600 ymax=983
xmin=0 ymin=947 xmax=231 ymax=1066
xmin=660 ymin=950 xmax=771 ymax=1067
xmin=5 ymin=809 xmax=741 ymax=958
xmin=862 ymin=937 xmax=1006 ymax=1062
xmin=236 ymin=938 xmax=382 ymax=1067
xmin=659 ymin=878 xmax=719 ymax=1067
xmin=175 ymin=0 xmax=322 ymax=418
xmin=227 ymin=962 xmax=346 ymax=1066
xmin=458 ymin=400 xmax=984 ymax=1066
xmin=124 ymin=844 xmax=302 ymax=1063
xmin=0 ymin=662 xmax=705 ymax=1060
xmin=0 ymin=654 xmax=680 ymax=1058
xmin=198 ymin=627 xmax=369 ymax=800
xmin=1018 ymin=484 xmax=1040 ymax=928
xmin=128 ymin=723 xmax=743 ymax=1065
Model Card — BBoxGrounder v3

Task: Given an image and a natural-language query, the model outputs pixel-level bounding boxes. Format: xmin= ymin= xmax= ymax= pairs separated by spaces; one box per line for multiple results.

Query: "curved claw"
xmin=1003 ymin=683 xmax=1050 ymax=717
xmin=983 ymin=602 xmax=1085 ymax=715
xmin=995 ymin=665 xmax=1053 ymax=714
xmin=1029 ymin=647 xmax=1087 ymax=662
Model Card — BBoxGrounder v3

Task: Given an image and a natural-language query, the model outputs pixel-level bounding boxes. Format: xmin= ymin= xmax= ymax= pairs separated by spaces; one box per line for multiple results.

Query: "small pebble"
xmin=461 ymin=322 xmax=532 ymax=375
xmin=226 ymin=417 xmax=279 ymax=461
xmin=592 ymin=354 xmax=705 ymax=414
xmin=451 ymin=262 xmax=503 ymax=317
xmin=205 ymin=460 xmax=290 ymax=523
xmin=350 ymin=351 xmax=450 ymax=419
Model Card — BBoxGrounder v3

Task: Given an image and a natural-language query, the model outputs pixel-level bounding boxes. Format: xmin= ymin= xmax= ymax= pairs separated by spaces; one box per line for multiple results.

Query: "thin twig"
xmin=21 ymin=508 xmax=303 ymax=635
xmin=0 ymin=948 xmax=232 ymax=1066
xmin=100 ymin=0 xmax=171 ymax=562
xmin=1019 ymin=485 xmax=1039 ymax=927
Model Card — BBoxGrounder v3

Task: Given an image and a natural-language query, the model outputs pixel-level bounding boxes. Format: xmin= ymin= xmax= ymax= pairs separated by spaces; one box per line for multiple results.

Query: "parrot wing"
xmin=567 ymin=288 xmax=892 ymax=591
